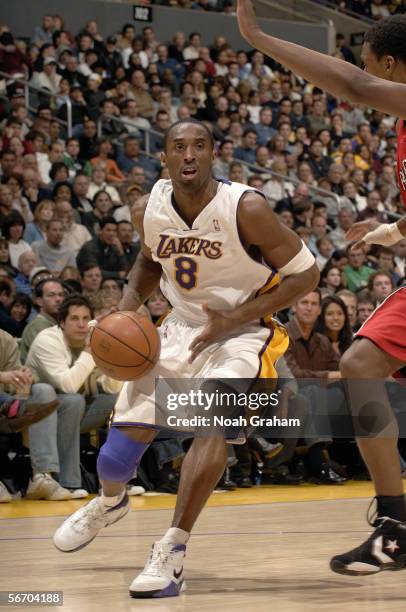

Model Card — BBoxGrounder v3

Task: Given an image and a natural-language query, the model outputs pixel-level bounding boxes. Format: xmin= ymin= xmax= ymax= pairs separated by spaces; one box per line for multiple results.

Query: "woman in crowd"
xmin=9 ymin=293 xmax=32 ymax=335
xmin=82 ymin=190 xmax=114 ymax=235
xmin=2 ymin=213 xmax=30 ymax=269
xmin=90 ymin=138 xmax=124 ymax=184
xmin=317 ymin=295 xmax=353 ymax=357
xmin=23 ymin=199 xmax=55 ymax=244
xmin=0 ymin=238 xmax=15 ymax=276
xmin=320 ymin=265 xmax=344 ymax=295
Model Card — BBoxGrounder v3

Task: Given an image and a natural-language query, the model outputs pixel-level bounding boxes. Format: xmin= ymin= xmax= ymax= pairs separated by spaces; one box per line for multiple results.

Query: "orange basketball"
xmin=90 ymin=311 xmax=160 ymax=381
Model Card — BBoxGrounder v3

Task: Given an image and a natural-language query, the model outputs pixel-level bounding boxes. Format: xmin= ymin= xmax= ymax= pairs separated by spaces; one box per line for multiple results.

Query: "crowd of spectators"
xmin=323 ymin=0 xmax=405 ymax=20
xmin=1 ymin=11 xmax=406 ymax=501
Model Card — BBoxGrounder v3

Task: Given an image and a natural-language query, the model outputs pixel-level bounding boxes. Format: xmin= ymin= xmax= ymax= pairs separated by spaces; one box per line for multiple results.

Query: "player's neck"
xmin=172 ymin=178 xmax=219 ymax=225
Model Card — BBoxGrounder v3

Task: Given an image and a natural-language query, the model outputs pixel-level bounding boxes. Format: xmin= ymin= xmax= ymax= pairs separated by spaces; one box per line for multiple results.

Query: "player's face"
xmin=162 ymin=124 xmax=215 ymax=192
xmin=361 ymin=43 xmax=389 ymax=80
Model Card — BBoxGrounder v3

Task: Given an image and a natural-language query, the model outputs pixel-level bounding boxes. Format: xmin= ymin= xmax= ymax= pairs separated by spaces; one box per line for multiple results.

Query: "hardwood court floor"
xmin=1 ymin=483 xmax=406 ymax=612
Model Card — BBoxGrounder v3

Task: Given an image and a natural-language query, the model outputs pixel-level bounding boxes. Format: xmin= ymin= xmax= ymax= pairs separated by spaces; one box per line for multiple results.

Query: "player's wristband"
xmin=363 ymin=222 xmax=404 ymax=247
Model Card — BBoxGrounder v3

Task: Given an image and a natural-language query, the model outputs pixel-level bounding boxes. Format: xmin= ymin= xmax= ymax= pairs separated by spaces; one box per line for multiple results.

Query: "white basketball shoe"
xmin=129 ymin=542 xmax=186 ymax=598
xmin=53 ymin=493 xmax=130 ymax=552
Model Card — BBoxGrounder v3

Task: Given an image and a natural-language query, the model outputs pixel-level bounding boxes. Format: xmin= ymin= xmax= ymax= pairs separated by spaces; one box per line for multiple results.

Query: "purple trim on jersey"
xmin=255 ymin=328 xmax=275 ymax=378
xmin=112 ymin=422 xmax=162 ymax=430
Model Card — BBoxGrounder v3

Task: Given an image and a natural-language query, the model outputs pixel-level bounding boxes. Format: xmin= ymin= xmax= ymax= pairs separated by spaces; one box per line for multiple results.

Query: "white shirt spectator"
xmin=26 ymin=325 xmax=122 ymax=395
xmin=8 ymin=239 xmax=31 ymax=268
xmin=61 ymin=222 xmax=92 ymax=256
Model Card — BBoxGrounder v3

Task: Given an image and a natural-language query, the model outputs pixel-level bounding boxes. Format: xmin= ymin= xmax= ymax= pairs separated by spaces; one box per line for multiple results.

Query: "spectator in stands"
xmin=307 ymin=138 xmax=333 ymax=179
xmin=0 ymin=32 xmax=29 ymax=77
xmin=336 ymin=288 xmax=358 ymax=330
xmin=128 ymin=70 xmax=154 ymax=119
xmin=23 ymin=199 xmax=55 ymax=244
xmin=317 ymin=295 xmax=353 ymax=357
xmin=342 ymin=245 xmax=374 ymax=292
xmin=117 ymin=135 xmax=160 ymax=186
xmin=285 ymin=289 xmax=345 ymax=483
xmin=0 ymin=277 xmax=19 ymax=336
xmin=367 ymin=270 xmax=394 ymax=304
xmin=320 ymin=265 xmax=344 ymax=296
xmin=357 ymin=189 xmax=388 ymax=222
xmin=79 ymin=119 xmax=98 ymax=161
xmin=25 ymin=294 xmax=121 ymax=500
xmin=9 ymin=293 xmax=32 ymax=334
xmin=63 ymin=138 xmax=92 ymax=178
xmin=76 ymin=217 xmax=128 ymax=279
xmin=20 ymin=278 xmax=65 ymax=363
xmin=55 ymin=200 xmax=92 ymax=256
xmin=114 ymin=184 xmax=143 ymax=227
xmin=90 ymin=138 xmax=124 ymax=183
xmin=117 ymin=220 xmax=140 ymax=271
xmin=32 ymin=218 xmax=76 ymax=273
xmin=0 ymin=238 xmax=14 ymax=277
xmin=2 ymin=212 xmax=30 ymax=269
xmin=233 ymin=128 xmax=258 ymax=164
xmin=335 ymin=33 xmax=356 ymax=65
xmin=80 ymin=264 xmax=103 ymax=297
xmin=72 ymin=172 xmax=92 ymax=214
xmin=14 ymin=250 xmax=37 ymax=295
xmin=31 ymin=14 xmax=54 ymax=47
xmin=355 ymin=292 xmax=376 ymax=330
xmin=328 ymin=207 xmax=356 ymax=250
xmin=263 ymin=159 xmax=294 ymax=206
xmin=87 ymin=165 xmax=120 ymax=203
xmin=212 ymin=140 xmax=234 ymax=178
xmin=31 ymin=57 xmax=61 ymax=95
xmin=22 ymin=169 xmax=51 ymax=211
xmin=82 ymin=189 xmax=114 ymax=235
xmin=121 ymin=99 xmax=150 ymax=135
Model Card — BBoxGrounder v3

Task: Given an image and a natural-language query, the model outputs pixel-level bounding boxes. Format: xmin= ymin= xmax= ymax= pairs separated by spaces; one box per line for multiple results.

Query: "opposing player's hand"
xmin=237 ymin=0 xmax=261 ymax=43
xmin=188 ymin=304 xmax=239 ymax=363
xmin=345 ymin=219 xmax=380 ymax=250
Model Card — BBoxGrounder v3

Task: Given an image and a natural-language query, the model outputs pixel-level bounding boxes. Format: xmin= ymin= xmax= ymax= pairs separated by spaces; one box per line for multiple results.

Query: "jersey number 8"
xmin=174 ymin=256 xmax=198 ymax=290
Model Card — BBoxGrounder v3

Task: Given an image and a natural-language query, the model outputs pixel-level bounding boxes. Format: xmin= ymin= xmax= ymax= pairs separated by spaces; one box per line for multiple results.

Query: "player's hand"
xmin=188 ymin=304 xmax=239 ymax=363
xmin=327 ymin=371 xmax=342 ymax=380
xmin=345 ymin=219 xmax=380 ymax=250
xmin=237 ymin=0 xmax=261 ymax=43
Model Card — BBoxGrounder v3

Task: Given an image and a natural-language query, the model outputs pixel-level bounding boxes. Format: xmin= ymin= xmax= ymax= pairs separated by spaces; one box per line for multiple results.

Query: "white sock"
xmin=159 ymin=527 xmax=190 ymax=545
xmin=101 ymin=489 xmax=126 ymax=508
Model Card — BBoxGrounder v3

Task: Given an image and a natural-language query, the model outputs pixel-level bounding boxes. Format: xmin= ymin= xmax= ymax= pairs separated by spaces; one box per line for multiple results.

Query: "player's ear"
xmin=160 ymin=151 xmax=166 ymax=167
xmin=212 ymin=147 xmax=217 ymax=162
xmin=384 ymin=54 xmax=396 ymax=76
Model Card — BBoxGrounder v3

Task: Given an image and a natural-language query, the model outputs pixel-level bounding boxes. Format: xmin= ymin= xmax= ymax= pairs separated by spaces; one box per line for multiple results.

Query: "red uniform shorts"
xmin=356 ymin=287 xmax=406 ymax=365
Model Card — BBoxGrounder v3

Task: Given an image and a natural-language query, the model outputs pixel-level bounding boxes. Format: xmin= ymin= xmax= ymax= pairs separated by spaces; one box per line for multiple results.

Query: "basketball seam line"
xmin=94 ymin=327 xmax=156 ymax=366
xmin=118 ymin=312 xmax=152 ymax=354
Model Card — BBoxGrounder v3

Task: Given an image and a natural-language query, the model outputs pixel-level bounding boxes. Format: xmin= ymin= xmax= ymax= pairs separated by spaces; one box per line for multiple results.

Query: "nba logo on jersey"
xmin=213 ymin=218 xmax=221 ymax=232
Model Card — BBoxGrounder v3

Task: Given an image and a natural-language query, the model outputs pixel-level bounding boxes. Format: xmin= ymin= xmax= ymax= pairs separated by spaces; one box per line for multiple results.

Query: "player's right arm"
xmin=119 ymin=194 xmax=163 ymax=312
xmin=236 ymin=0 xmax=406 ymax=119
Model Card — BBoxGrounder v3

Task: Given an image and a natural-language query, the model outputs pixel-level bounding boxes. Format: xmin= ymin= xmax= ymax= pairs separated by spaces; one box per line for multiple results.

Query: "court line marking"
xmin=0 ymin=528 xmax=374 ymax=542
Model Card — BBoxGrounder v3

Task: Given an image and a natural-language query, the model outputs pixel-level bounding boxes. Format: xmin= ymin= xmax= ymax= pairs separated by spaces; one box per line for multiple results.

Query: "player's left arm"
xmin=189 ymin=192 xmax=319 ymax=361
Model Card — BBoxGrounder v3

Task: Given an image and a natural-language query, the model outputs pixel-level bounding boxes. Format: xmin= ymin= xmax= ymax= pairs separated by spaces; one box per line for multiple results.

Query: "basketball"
xmin=90 ymin=311 xmax=160 ymax=381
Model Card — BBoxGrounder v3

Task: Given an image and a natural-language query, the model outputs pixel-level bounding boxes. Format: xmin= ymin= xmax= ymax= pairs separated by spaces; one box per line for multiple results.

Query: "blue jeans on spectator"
xmin=29 ymin=389 xmax=116 ymax=489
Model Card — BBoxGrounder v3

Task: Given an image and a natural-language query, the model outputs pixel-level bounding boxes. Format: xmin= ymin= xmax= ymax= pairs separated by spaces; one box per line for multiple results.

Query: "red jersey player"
xmin=237 ymin=5 xmax=406 ymax=576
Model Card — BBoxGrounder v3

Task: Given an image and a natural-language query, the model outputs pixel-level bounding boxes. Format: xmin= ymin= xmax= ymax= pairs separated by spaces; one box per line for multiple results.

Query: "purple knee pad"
xmin=97 ymin=427 xmax=149 ymax=483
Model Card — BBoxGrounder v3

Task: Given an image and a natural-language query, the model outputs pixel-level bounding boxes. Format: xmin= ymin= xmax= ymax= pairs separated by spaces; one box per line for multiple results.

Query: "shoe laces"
xmin=143 ymin=544 xmax=178 ymax=577
xmin=71 ymin=499 xmax=105 ymax=533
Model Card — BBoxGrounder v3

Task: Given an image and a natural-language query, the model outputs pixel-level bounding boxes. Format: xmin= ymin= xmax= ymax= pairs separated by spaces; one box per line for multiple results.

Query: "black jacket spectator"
xmin=76 ymin=217 xmax=127 ymax=279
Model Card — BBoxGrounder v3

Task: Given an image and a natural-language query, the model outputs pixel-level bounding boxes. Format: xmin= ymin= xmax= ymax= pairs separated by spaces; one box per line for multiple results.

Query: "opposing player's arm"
xmin=119 ymin=194 xmax=163 ymax=312
xmin=237 ymin=0 xmax=406 ymax=119
xmin=235 ymin=192 xmax=320 ymax=322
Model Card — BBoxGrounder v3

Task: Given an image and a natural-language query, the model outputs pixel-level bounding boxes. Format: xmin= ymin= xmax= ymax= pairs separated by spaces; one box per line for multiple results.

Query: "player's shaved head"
xmin=163 ymin=119 xmax=214 ymax=151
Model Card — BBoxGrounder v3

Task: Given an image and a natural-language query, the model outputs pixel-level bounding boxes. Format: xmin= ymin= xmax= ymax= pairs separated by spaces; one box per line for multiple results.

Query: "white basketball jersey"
xmin=143 ymin=179 xmax=278 ymax=326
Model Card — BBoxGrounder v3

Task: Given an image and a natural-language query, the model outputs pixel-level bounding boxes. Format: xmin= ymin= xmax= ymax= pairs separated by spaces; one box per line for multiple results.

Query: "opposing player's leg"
xmin=331 ymin=337 xmax=406 ymax=575
xmin=129 ymin=435 xmax=227 ymax=598
xmin=53 ymin=425 xmax=156 ymax=552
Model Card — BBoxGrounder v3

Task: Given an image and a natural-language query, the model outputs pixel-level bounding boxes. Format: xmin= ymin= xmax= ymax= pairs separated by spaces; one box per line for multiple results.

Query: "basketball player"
xmin=237 ymin=5 xmax=406 ymax=575
xmin=53 ymin=119 xmax=319 ymax=597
